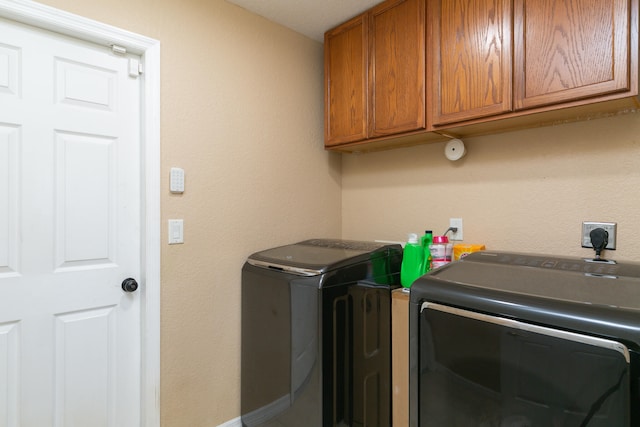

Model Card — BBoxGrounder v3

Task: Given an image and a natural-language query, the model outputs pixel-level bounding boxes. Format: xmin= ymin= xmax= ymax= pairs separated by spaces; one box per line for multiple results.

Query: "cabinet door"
xmin=429 ymin=0 xmax=512 ymax=126
xmin=325 ymin=15 xmax=368 ymax=146
xmin=369 ymin=0 xmax=426 ymax=137
xmin=514 ymin=0 xmax=631 ymax=110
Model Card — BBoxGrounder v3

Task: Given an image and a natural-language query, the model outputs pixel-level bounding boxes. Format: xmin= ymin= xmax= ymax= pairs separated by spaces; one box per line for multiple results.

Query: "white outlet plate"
xmin=449 ymin=218 xmax=463 ymax=241
xmin=582 ymin=221 xmax=616 ymax=250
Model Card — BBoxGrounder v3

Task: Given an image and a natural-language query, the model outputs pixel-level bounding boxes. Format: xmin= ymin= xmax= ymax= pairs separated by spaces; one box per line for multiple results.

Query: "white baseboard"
xmin=217 ymin=416 xmax=241 ymax=427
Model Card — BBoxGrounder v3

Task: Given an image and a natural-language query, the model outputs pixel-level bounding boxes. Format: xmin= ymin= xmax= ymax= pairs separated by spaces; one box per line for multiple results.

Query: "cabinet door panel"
xmin=514 ymin=0 xmax=631 ymax=110
xmin=429 ymin=0 xmax=512 ymax=126
xmin=325 ymin=15 xmax=368 ymax=146
xmin=369 ymin=0 xmax=426 ymax=137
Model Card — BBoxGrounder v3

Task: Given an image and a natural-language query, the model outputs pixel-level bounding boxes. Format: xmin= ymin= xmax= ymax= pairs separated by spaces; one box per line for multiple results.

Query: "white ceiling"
xmin=225 ymin=0 xmax=383 ymax=42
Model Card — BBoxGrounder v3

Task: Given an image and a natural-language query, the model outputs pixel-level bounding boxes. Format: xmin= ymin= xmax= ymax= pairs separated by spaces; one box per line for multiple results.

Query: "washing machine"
xmin=241 ymin=238 xmax=402 ymax=427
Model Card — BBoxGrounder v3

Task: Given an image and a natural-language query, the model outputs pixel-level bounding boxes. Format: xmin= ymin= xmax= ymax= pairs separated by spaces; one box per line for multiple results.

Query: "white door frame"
xmin=0 ymin=1 xmax=161 ymax=426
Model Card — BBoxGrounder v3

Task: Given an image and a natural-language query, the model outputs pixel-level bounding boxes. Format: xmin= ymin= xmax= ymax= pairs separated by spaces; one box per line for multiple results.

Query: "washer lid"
xmin=247 ymin=239 xmax=395 ymax=276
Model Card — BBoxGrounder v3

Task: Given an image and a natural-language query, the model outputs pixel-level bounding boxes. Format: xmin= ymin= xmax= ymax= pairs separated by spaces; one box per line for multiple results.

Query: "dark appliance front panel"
xmin=241 ymin=266 xmax=323 ymax=427
xmin=242 ymin=262 xmax=397 ymax=427
xmin=323 ymin=282 xmax=392 ymax=427
xmin=416 ymin=302 xmax=630 ymax=427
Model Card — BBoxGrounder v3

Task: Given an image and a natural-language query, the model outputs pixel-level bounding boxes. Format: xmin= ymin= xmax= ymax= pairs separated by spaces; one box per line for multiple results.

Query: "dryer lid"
xmin=411 ymin=251 xmax=640 ymax=347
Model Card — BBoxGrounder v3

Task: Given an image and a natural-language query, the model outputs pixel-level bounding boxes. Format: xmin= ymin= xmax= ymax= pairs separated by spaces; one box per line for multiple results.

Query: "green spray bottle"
xmin=400 ymin=233 xmax=425 ymax=288
xmin=420 ymin=230 xmax=433 ymax=274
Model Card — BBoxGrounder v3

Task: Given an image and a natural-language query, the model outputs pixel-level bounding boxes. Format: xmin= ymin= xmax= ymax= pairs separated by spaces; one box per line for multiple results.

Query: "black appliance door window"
xmin=418 ymin=303 xmax=630 ymax=427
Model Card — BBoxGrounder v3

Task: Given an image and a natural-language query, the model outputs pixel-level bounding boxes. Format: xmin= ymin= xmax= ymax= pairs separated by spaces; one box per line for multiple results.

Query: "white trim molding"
xmin=0 ymin=1 xmax=162 ymax=426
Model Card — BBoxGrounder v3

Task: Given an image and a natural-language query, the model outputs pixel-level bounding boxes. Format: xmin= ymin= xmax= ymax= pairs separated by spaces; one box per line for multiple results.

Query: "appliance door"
xmin=324 ymin=282 xmax=392 ymax=427
xmin=241 ymin=266 xmax=322 ymax=427
xmin=416 ymin=302 xmax=630 ymax=427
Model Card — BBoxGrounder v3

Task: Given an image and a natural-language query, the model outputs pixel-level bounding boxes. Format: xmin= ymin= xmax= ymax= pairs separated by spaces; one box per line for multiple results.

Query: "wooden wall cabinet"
xmin=324 ymin=15 xmax=368 ymax=146
xmin=428 ymin=0 xmax=513 ymax=126
xmin=324 ymin=0 xmax=426 ymax=148
xmin=513 ymin=0 xmax=632 ymax=110
xmin=429 ymin=0 xmax=638 ymax=128
xmin=325 ymin=0 xmax=639 ymax=152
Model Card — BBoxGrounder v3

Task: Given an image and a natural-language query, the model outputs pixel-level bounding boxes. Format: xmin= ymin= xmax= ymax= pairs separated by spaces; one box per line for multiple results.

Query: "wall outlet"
xmin=582 ymin=221 xmax=616 ymax=250
xmin=449 ymin=218 xmax=463 ymax=241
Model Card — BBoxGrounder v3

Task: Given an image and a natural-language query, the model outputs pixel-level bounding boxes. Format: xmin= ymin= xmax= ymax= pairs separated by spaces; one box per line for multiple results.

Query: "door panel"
xmin=0 ymin=17 xmax=141 ymax=427
xmin=369 ymin=0 xmax=426 ymax=137
xmin=324 ymin=15 xmax=368 ymax=146
xmin=429 ymin=0 xmax=512 ymax=125
xmin=0 ymin=43 xmax=19 ymax=97
xmin=55 ymin=58 xmax=116 ymax=110
xmin=0 ymin=124 xmax=19 ymax=276
xmin=54 ymin=306 xmax=116 ymax=427
xmin=514 ymin=0 xmax=631 ymax=109
xmin=0 ymin=321 xmax=19 ymax=426
xmin=55 ymin=132 xmax=116 ymax=268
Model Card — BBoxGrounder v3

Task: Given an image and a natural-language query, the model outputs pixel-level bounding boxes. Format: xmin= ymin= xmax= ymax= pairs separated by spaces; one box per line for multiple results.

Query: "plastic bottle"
xmin=400 ymin=233 xmax=424 ymax=288
xmin=420 ymin=230 xmax=433 ymax=274
xmin=430 ymin=235 xmax=453 ymax=269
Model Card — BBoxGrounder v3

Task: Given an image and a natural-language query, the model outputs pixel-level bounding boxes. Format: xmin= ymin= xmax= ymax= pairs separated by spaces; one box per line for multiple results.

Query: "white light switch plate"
xmin=168 ymin=219 xmax=184 ymax=244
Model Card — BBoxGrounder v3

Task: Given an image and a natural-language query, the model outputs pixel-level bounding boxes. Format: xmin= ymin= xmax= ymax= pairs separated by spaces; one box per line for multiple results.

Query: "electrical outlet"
xmin=582 ymin=221 xmax=616 ymax=250
xmin=449 ymin=218 xmax=463 ymax=241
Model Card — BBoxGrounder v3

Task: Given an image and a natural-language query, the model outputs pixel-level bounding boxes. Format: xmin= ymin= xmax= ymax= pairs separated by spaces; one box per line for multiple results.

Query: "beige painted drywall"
xmin=342 ymin=112 xmax=640 ymax=261
xmin=35 ymin=0 xmax=340 ymax=425
xmin=25 ymin=0 xmax=640 ymax=425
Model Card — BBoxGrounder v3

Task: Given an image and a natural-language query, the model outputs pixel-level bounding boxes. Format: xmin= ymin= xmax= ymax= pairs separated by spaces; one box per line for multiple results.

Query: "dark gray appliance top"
xmin=410 ymin=251 xmax=640 ymax=346
xmin=246 ymin=238 xmax=398 ymax=276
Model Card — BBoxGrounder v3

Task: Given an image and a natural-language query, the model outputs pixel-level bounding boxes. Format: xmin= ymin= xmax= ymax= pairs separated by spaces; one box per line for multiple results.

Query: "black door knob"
xmin=121 ymin=278 xmax=139 ymax=292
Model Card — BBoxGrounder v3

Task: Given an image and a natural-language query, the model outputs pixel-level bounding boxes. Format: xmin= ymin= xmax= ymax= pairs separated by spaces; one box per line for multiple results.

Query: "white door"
xmin=0 ymin=16 xmax=142 ymax=427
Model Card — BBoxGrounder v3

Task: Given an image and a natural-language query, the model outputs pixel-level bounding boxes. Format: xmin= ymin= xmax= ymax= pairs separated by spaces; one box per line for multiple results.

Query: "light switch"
xmin=168 ymin=219 xmax=184 ymax=244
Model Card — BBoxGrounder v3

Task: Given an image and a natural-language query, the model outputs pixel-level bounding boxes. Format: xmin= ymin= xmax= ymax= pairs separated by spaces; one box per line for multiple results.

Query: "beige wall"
xmin=36 ymin=0 xmax=340 ymax=425
xmin=27 ymin=0 xmax=640 ymax=425
xmin=342 ymin=112 xmax=640 ymax=261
